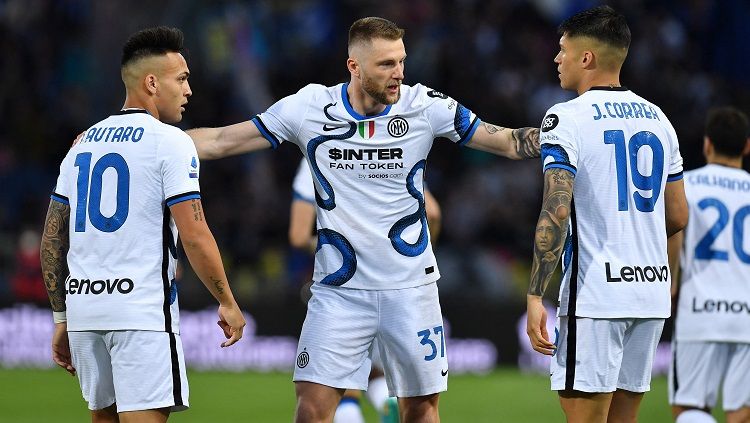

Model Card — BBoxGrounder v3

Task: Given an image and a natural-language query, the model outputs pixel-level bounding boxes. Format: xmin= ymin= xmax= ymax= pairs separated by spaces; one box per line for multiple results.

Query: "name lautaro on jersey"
xmin=605 ymin=262 xmax=669 ymax=283
xmin=80 ymin=126 xmax=145 ymax=143
xmin=67 ymin=277 xmax=135 ymax=295
xmin=328 ymin=147 xmax=404 ymax=170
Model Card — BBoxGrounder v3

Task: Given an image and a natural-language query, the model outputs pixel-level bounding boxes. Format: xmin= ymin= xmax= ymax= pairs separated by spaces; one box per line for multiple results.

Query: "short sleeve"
xmin=252 ymin=84 xmax=319 ymax=149
xmin=540 ymin=105 xmax=578 ymax=176
xmin=51 ymin=152 xmax=74 ymax=205
xmin=664 ymin=120 xmax=684 ymax=182
xmin=292 ymin=159 xmax=315 ymax=204
xmin=159 ymin=129 xmax=201 ymax=207
xmin=421 ymin=85 xmax=481 ymax=146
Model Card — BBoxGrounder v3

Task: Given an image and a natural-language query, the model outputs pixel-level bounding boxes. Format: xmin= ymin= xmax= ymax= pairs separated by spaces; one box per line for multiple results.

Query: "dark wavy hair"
xmin=706 ymin=107 xmax=749 ymax=157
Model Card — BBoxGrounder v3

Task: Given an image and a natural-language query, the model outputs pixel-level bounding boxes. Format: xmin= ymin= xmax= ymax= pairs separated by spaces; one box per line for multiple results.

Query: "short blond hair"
xmin=348 ymin=17 xmax=404 ymax=52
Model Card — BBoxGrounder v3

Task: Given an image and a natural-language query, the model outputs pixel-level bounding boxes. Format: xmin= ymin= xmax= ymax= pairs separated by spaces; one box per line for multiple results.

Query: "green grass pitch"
xmin=0 ymin=368 xmax=715 ymax=422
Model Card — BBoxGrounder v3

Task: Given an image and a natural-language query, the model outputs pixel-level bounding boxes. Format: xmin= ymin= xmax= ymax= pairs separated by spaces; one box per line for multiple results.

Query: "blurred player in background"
xmin=668 ymin=107 xmax=750 ymax=423
xmin=40 ymin=26 xmax=245 ymax=423
xmin=190 ymin=16 xmax=539 ymax=422
xmin=526 ymin=6 xmax=688 ymax=423
xmin=289 ymin=158 xmax=441 ymax=423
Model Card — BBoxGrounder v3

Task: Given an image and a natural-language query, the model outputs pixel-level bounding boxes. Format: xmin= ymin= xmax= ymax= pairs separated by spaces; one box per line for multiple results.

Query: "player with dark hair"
xmin=668 ymin=107 xmax=750 ymax=423
xmin=190 ymin=15 xmax=539 ymax=423
xmin=41 ymin=26 xmax=245 ymax=423
xmin=526 ymin=6 xmax=688 ymax=423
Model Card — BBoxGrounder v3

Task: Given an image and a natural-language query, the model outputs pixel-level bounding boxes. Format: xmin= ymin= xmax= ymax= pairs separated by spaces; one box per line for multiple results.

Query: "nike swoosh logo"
xmin=441 ymin=369 xmax=448 ymax=377
xmin=323 ymin=124 xmax=347 ymax=131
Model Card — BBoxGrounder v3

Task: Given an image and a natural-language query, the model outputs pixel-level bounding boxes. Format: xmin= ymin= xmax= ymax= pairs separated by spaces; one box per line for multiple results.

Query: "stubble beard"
xmin=363 ymin=75 xmax=400 ymax=106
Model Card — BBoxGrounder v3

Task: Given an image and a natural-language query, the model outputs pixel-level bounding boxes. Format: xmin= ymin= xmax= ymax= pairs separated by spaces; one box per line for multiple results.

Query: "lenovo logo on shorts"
xmin=67 ymin=278 xmax=135 ymax=295
xmin=605 ymin=262 xmax=668 ymax=283
xmin=297 ymin=349 xmax=310 ymax=368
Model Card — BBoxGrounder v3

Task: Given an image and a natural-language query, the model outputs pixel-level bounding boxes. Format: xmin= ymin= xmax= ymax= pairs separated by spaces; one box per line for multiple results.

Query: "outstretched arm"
xmin=526 ymin=168 xmax=574 ymax=356
xmin=466 ymin=123 xmax=540 ymax=160
xmin=40 ymin=200 xmax=76 ymax=375
xmin=187 ymin=121 xmax=271 ymax=160
xmin=171 ymin=199 xmax=246 ymax=347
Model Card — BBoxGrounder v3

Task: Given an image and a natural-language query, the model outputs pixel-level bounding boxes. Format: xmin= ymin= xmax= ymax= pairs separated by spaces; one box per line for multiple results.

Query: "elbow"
xmin=666 ymin=212 xmax=688 ymax=238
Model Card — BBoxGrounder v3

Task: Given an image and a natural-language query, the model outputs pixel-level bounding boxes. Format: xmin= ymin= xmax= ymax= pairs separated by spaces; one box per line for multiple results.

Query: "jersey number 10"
xmin=604 ymin=130 xmax=664 ymax=213
xmin=74 ymin=152 xmax=130 ymax=232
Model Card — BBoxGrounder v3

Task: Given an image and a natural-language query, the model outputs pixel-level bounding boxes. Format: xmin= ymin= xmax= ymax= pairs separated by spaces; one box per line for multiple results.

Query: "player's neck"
xmin=707 ymin=154 xmax=743 ymax=169
xmin=122 ymin=95 xmax=159 ymax=120
xmin=346 ymin=81 xmax=387 ymax=117
xmin=578 ymin=73 xmax=622 ymax=95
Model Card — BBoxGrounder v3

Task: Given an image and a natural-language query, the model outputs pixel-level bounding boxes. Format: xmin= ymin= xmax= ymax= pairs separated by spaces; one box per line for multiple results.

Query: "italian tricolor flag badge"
xmin=358 ymin=120 xmax=375 ymax=139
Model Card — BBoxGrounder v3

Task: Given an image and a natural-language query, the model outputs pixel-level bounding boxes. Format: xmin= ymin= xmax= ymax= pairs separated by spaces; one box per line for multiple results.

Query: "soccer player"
xmin=668 ymin=107 xmax=750 ymax=423
xmin=40 ymin=27 xmax=245 ymax=423
xmin=525 ymin=6 xmax=689 ymax=423
xmin=189 ymin=17 xmax=540 ymax=422
xmin=289 ymin=158 xmax=441 ymax=423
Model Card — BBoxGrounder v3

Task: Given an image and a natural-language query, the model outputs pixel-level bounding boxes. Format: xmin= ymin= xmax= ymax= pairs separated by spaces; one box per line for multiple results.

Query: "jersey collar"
xmin=116 ymin=108 xmax=150 ymax=115
xmin=341 ymin=83 xmax=392 ymax=121
xmin=588 ymin=86 xmax=629 ymax=91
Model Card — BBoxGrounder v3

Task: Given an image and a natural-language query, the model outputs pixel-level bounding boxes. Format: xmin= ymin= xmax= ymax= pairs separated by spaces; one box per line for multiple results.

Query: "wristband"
xmin=53 ymin=311 xmax=67 ymax=324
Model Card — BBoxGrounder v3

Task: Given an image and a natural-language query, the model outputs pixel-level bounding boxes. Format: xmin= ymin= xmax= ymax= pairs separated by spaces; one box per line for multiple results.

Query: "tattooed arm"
xmin=40 ymin=200 xmax=70 ymax=313
xmin=41 ymin=199 xmax=76 ymax=375
xmin=170 ymin=198 xmax=246 ymax=347
xmin=465 ymin=122 xmax=540 ymax=159
xmin=526 ymin=168 xmax=574 ymax=355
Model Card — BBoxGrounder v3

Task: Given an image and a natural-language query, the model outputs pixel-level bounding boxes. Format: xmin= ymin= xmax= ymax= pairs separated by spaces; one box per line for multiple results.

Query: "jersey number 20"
xmin=604 ymin=130 xmax=664 ymax=213
xmin=74 ymin=152 xmax=130 ymax=232
xmin=694 ymin=198 xmax=750 ymax=264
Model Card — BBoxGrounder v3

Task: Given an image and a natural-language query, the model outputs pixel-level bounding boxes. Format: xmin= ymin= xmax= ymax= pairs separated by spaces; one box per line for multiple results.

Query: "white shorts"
xmin=69 ymin=330 xmax=189 ymax=412
xmin=669 ymin=341 xmax=750 ymax=411
xmin=293 ymin=282 xmax=448 ymax=398
xmin=551 ymin=316 xmax=664 ymax=393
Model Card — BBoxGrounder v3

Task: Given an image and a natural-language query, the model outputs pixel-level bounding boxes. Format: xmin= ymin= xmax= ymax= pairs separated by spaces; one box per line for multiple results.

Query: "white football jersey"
xmin=540 ymin=87 xmax=683 ymax=318
xmin=675 ymin=164 xmax=750 ymax=342
xmin=51 ymin=110 xmax=200 ymax=332
xmin=255 ymin=83 xmax=480 ymax=289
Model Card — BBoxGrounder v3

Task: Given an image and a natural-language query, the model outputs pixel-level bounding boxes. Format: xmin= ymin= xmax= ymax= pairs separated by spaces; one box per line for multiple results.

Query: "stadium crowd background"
xmin=1 ymin=0 xmax=749 ymax=363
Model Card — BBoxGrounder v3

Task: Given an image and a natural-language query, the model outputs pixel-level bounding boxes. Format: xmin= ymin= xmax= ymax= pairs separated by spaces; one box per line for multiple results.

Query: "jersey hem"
xmin=312 ymin=274 xmax=440 ymax=291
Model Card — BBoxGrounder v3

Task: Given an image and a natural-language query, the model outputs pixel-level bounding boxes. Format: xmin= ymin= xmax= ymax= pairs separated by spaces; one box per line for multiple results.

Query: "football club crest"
xmin=387 ymin=117 xmax=409 ymax=138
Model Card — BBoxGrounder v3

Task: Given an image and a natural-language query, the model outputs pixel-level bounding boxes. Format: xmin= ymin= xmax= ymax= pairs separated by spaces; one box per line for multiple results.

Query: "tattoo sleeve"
xmin=511 ymin=127 xmax=541 ymax=159
xmin=40 ymin=200 xmax=70 ymax=312
xmin=529 ymin=168 xmax=574 ymax=296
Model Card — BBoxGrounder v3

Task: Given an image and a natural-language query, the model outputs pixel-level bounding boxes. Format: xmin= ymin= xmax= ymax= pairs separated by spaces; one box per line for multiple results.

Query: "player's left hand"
xmin=51 ymin=322 xmax=76 ymax=376
xmin=217 ymin=303 xmax=246 ymax=348
xmin=526 ymin=295 xmax=555 ymax=356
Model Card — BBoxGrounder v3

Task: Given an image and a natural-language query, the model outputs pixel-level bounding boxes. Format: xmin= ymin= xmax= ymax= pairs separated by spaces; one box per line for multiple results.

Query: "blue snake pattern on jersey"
xmin=316 ymin=228 xmax=357 ymax=286
xmin=388 ymin=160 xmax=429 ymax=257
xmin=307 ymin=122 xmax=357 ymax=211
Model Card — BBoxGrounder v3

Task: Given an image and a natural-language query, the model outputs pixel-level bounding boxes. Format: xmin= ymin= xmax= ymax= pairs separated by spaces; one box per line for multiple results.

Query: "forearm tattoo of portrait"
xmin=529 ymin=169 xmax=573 ymax=296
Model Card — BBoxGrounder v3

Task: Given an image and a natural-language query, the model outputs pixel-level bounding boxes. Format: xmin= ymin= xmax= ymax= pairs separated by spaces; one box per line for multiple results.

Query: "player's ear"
xmin=743 ymin=137 xmax=750 ymax=156
xmin=581 ymin=50 xmax=594 ymax=69
xmin=347 ymin=57 xmax=360 ymax=78
xmin=145 ymin=74 xmax=158 ymax=95
xmin=703 ymin=136 xmax=712 ymax=159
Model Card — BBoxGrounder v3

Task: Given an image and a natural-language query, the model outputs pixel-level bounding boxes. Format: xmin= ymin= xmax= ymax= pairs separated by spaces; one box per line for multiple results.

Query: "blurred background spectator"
xmin=1 ymin=0 xmax=748 ymax=318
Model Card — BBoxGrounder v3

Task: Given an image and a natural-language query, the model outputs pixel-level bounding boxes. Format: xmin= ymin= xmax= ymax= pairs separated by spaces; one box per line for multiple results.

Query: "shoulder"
xmin=541 ymin=100 xmax=580 ymax=134
xmin=154 ymin=121 xmax=196 ymax=153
